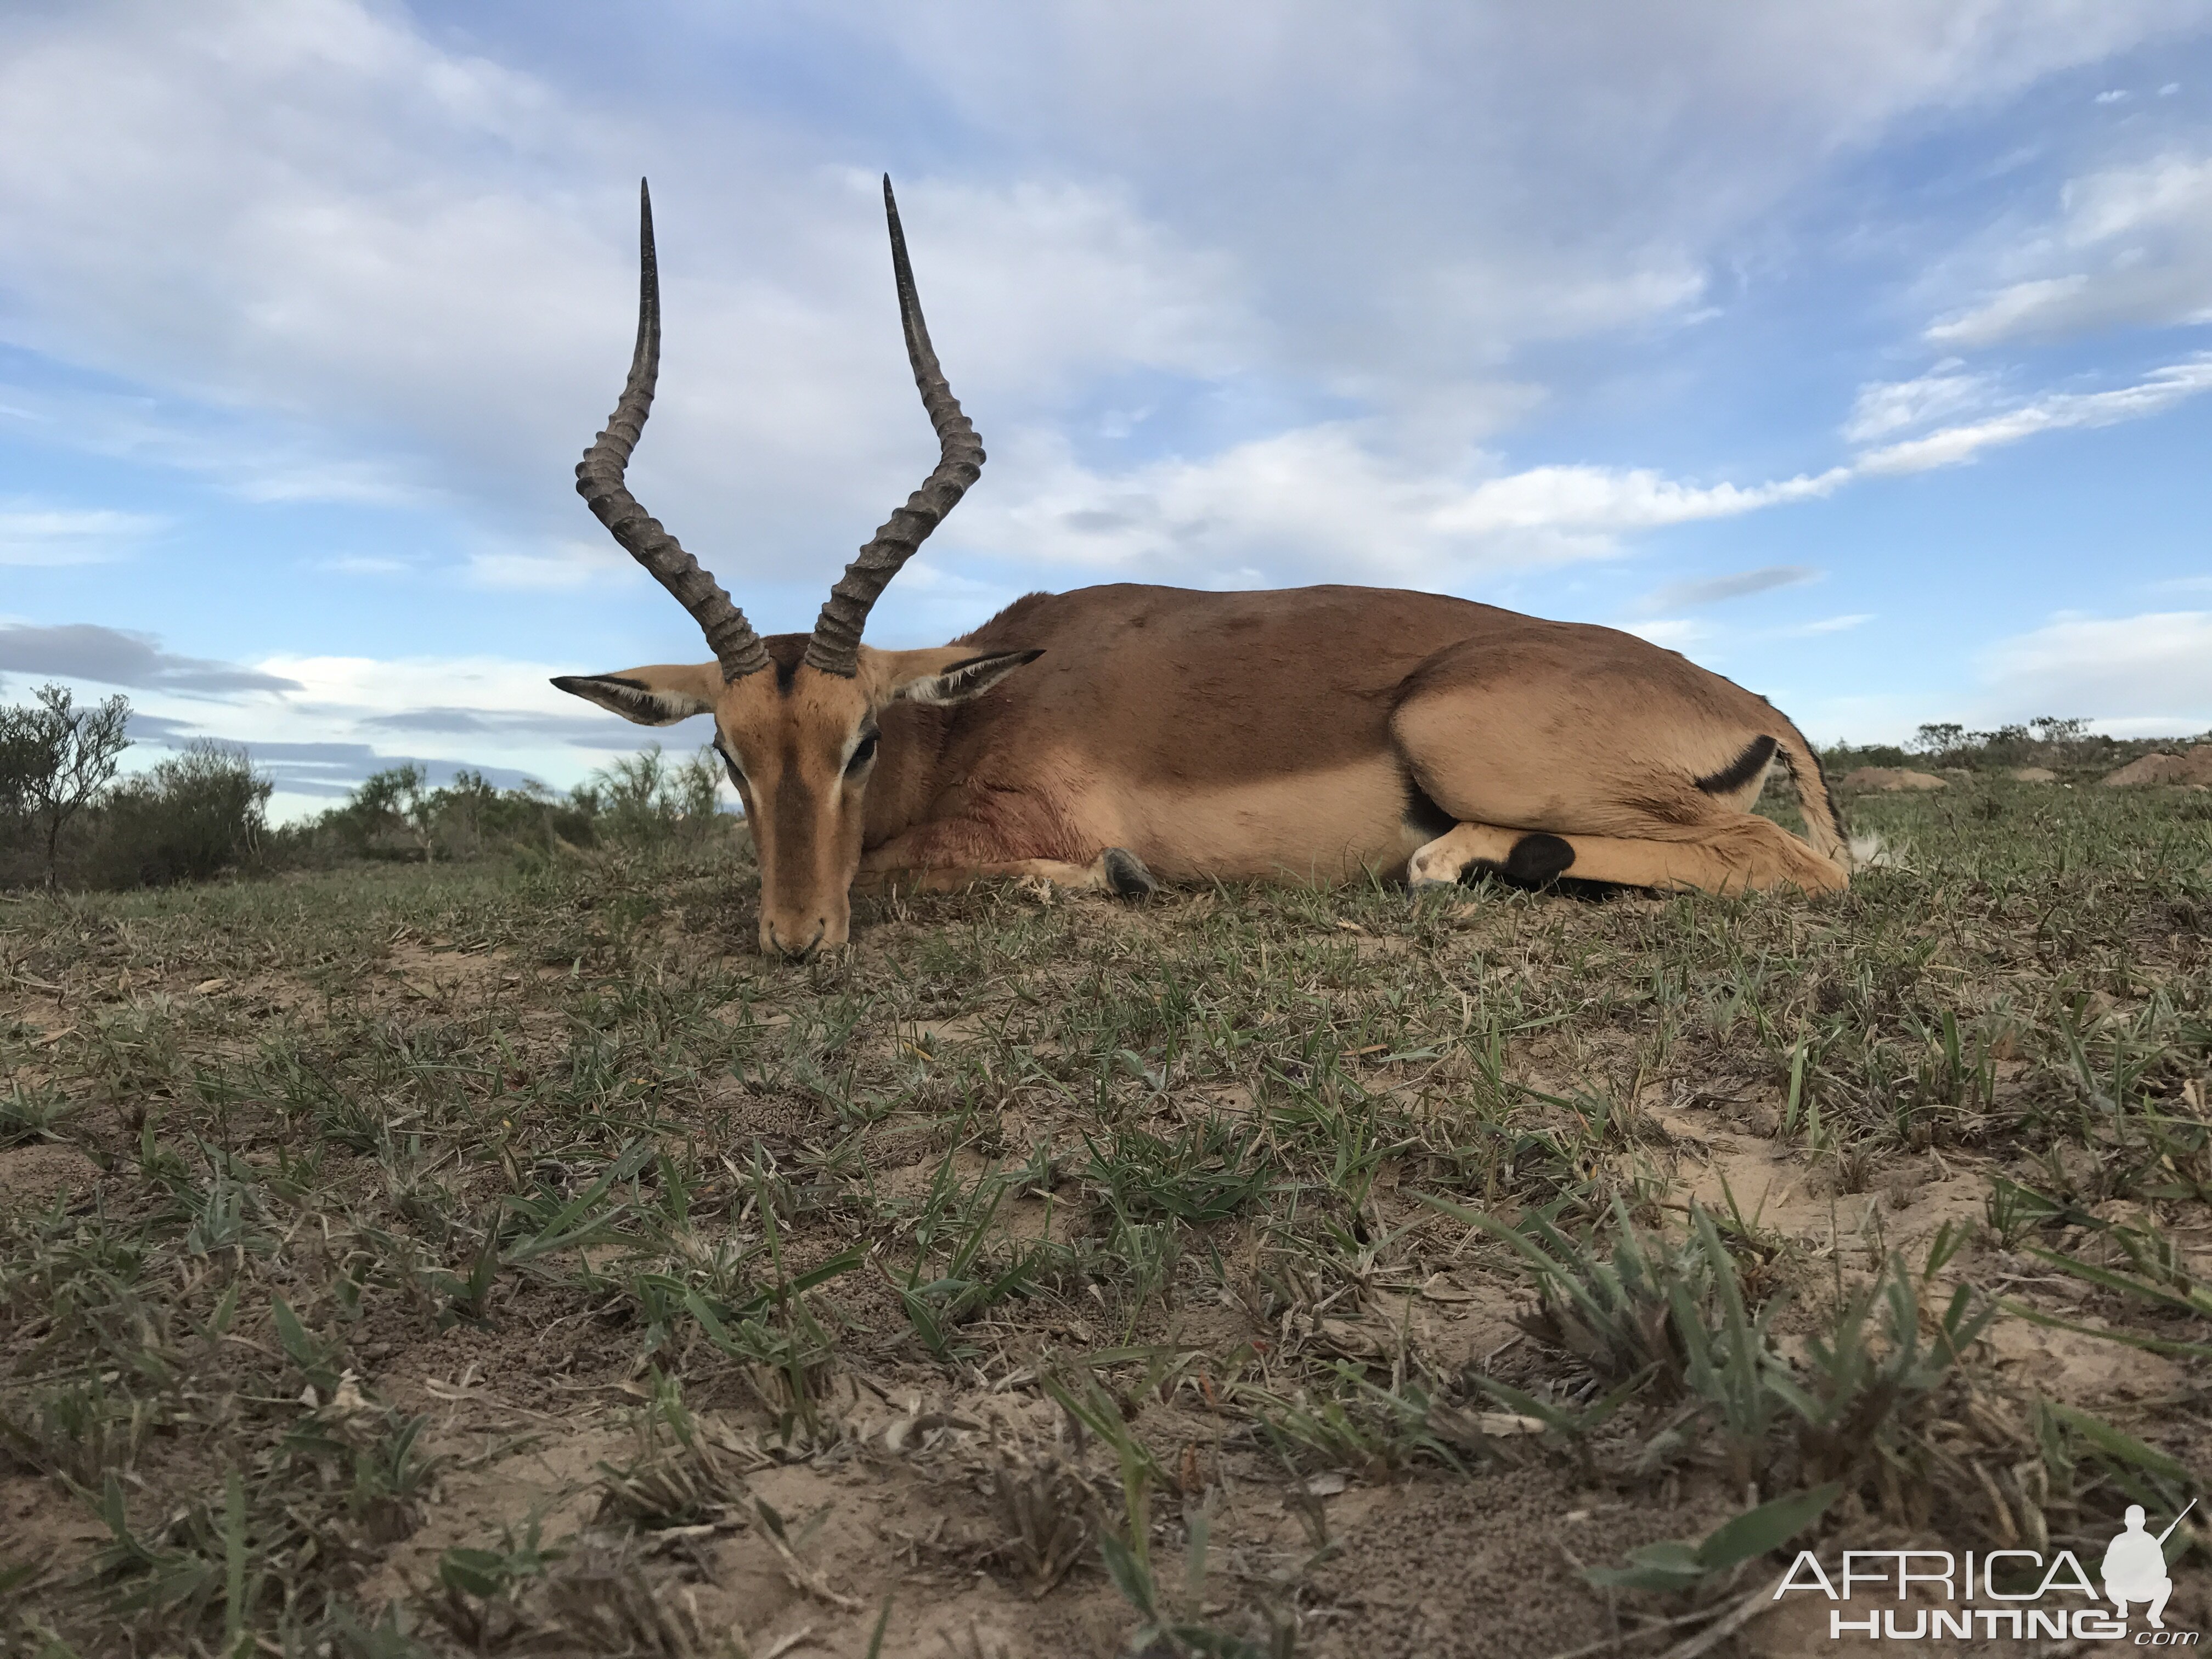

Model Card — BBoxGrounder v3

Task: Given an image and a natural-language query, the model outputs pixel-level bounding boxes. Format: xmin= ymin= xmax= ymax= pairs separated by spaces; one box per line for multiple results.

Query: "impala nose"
xmin=766 ymin=920 xmax=827 ymax=960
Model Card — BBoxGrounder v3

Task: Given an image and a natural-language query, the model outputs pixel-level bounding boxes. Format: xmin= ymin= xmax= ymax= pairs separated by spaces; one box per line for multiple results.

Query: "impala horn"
xmin=577 ymin=179 xmax=771 ymax=682
xmin=803 ymin=176 xmax=985 ymax=677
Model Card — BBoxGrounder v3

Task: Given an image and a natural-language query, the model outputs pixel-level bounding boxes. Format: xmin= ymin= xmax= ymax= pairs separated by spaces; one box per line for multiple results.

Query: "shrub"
xmin=570 ymin=745 xmax=725 ymax=851
xmin=89 ymin=743 xmax=272 ymax=888
xmin=289 ymin=746 xmax=733 ymax=868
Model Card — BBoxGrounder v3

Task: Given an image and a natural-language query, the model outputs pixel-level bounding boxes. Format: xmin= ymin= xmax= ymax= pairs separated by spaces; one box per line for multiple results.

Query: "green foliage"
xmin=1085 ymin=1116 xmax=1273 ymax=1222
xmin=1771 ymin=1253 xmax=1997 ymax=1485
xmin=1420 ymin=1193 xmax=1725 ymax=1393
xmin=1438 ymin=1195 xmax=2002 ymax=1515
xmin=1820 ymin=714 xmax=2208 ymax=780
xmin=0 ymin=1081 xmax=77 ymax=1147
xmin=90 ymin=742 xmax=270 ymax=888
xmin=426 ymin=1513 xmax=563 ymax=1646
xmin=300 ymin=744 xmax=732 ymax=867
xmin=572 ymin=744 xmax=723 ymax=850
xmin=589 ymin=1370 xmax=752 ymax=1530
xmin=0 ymin=682 xmax=132 ymax=886
xmin=1911 ymin=716 xmax=2100 ymax=769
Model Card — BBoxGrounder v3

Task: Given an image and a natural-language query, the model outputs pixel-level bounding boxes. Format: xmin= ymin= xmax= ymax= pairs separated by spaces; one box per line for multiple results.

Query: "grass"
xmin=0 ymin=775 xmax=2208 ymax=1655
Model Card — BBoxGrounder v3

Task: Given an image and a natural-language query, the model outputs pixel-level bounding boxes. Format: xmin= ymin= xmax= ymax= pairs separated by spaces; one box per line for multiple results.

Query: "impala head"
xmin=554 ymin=178 xmax=1039 ymax=957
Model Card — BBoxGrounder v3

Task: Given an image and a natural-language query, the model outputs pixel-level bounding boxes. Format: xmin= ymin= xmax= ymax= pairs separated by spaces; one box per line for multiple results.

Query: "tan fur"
xmin=1111 ymin=760 xmax=1421 ymax=885
xmin=856 ymin=856 xmax=1116 ymax=895
xmin=558 ymin=583 xmax=1852 ymax=955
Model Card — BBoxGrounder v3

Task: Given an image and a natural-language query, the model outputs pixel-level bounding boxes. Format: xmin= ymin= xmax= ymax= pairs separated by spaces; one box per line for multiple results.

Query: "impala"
xmin=555 ymin=179 xmax=1854 ymax=957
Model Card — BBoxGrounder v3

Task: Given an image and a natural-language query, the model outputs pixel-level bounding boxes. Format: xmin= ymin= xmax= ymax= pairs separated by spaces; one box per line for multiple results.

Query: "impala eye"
xmin=714 ymin=742 xmax=746 ymax=786
xmin=845 ymin=732 xmax=879 ymax=775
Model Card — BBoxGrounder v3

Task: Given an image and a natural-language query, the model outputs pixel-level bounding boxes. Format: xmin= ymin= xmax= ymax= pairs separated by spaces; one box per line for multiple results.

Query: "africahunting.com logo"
xmin=1775 ymin=1503 xmax=2199 ymax=1644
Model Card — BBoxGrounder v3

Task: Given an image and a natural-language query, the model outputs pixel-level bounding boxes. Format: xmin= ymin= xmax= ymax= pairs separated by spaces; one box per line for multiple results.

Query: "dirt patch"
xmin=1841 ymin=767 xmax=1946 ymax=792
xmin=383 ymin=940 xmax=520 ymax=1003
xmin=0 ymin=1141 xmax=102 ymax=1211
xmin=0 ymin=1469 xmax=109 ymax=1589
xmin=1306 ymin=1466 xmax=1733 ymax=1658
xmin=2103 ymin=746 xmax=2212 ymax=787
xmin=1983 ymin=1318 xmax=2188 ymax=1402
xmin=358 ymin=1414 xmax=627 ymax=1611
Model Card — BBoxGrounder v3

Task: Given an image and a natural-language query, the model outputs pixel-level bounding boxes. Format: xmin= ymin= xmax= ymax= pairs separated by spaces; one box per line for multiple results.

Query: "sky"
xmin=3 ymin=0 xmax=2211 ymax=819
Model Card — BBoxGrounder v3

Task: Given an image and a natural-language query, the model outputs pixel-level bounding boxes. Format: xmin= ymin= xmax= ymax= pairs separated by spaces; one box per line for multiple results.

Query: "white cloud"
xmin=1854 ymin=355 xmax=2212 ymax=473
xmin=1787 ymin=613 xmax=1875 ymax=635
xmin=2 ymin=0 xmax=2199 ymax=577
xmin=0 ymin=504 xmax=166 ymax=566
xmin=3 ymin=0 xmax=2210 ymax=745
xmin=464 ymin=538 xmax=634 ymax=592
xmin=1978 ymin=610 xmax=2212 ymax=727
xmin=0 ymin=623 xmax=298 ymax=695
xmin=876 ymin=0 xmax=2207 ymax=383
xmin=317 ymin=553 xmax=414 ymax=576
xmin=255 ymin=650 xmax=600 ymax=725
xmin=1618 ymin=608 xmax=1871 ymax=654
xmin=1926 ymin=150 xmax=2212 ymax=346
xmin=1842 ymin=365 xmax=2000 ymax=442
xmin=951 ymin=423 xmax=1853 ymax=585
xmin=7 ymin=630 xmax=695 ymax=812
xmin=0 ymin=0 xmax=1256 ymax=597
xmin=0 ymin=379 xmax=443 ymax=509
xmin=947 ymin=352 xmax=2211 ymax=590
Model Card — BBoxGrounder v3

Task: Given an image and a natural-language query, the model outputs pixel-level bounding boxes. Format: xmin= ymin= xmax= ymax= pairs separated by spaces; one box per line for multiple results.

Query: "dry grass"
xmin=2 ymin=774 xmax=2209 ymax=1656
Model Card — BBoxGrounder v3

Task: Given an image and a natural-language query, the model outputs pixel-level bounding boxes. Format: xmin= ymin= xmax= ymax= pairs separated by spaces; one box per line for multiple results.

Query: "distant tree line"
xmin=12 ymin=683 xmax=2205 ymax=894
xmin=0 ymin=684 xmax=737 ymax=892
xmin=1819 ymin=716 xmax=2203 ymax=777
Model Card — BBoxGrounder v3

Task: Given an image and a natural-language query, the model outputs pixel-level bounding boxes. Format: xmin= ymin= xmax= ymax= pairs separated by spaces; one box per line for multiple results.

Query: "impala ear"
xmin=551 ymin=664 xmax=720 ymax=725
xmin=890 ymin=648 xmax=1043 ymax=707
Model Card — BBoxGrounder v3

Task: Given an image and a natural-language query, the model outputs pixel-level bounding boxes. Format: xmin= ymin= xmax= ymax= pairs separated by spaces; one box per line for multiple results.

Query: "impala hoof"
xmin=1102 ymin=847 xmax=1159 ymax=899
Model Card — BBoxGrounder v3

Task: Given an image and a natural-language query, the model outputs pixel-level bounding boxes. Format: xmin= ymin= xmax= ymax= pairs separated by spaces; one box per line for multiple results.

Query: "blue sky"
xmin=3 ymin=1 xmax=2211 ymax=817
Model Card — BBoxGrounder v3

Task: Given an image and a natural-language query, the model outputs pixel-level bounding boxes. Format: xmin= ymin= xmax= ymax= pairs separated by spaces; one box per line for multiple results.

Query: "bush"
xmin=290 ymin=747 xmax=729 ymax=867
xmin=568 ymin=746 xmax=725 ymax=852
xmin=88 ymin=743 xmax=272 ymax=888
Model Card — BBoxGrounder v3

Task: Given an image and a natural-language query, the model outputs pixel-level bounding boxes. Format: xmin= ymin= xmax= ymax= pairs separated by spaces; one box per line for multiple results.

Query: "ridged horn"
xmin=803 ymin=176 xmax=985 ymax=676
xmin=577 ymin=179 xmax=770 ymax=681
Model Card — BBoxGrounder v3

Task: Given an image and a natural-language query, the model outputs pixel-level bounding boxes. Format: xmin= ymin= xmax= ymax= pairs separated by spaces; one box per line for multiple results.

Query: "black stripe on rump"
xmin=1695 ymin=734 xmax=1778 ymax=795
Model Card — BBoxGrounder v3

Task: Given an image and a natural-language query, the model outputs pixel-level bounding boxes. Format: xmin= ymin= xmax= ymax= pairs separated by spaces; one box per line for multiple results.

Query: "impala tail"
xmin=1773 ymin=728 xmax=1854 ymax=869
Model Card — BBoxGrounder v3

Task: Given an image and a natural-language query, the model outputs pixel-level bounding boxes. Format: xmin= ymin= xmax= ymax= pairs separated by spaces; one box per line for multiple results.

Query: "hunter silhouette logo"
xmin=2104 ymin=1502 xmax=2193 ymax=1632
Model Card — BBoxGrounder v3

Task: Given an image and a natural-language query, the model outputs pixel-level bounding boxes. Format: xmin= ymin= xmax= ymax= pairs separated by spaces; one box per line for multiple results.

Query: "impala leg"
xmin=1408 ymin=823 xmax=1570 ymax=890
xmin=1409 ymin=816 xmax=1847 ymax=896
